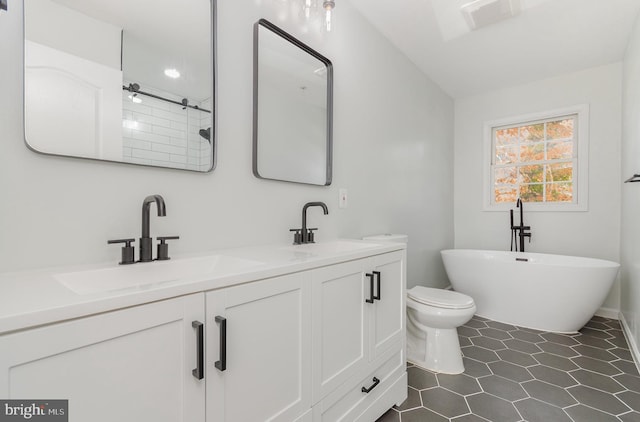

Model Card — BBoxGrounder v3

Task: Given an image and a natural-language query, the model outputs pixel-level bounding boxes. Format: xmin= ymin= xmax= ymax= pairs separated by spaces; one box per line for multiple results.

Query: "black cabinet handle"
xmin=372 ymin=271 xmax=381 ymax=301
xmin=192 ymin=321 xmax=204 ymax=380
xmin=214 ymin=316 xmax=227 ymax=372
xmin=361 ymin=377 xmax=380 ymax=393
xmin=365 ymin=273 xmax=375 ymax=303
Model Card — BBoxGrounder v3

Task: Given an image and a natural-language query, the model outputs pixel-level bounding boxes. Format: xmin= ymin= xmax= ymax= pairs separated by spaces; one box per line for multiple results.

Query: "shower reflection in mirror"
xmin=120 ymin=81 xmax=213 ymax=168
xmin=23 ymin=0 xmax=215 ymax=172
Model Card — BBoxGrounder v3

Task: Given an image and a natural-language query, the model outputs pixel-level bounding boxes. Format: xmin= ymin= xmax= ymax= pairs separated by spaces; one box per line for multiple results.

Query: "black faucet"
xmin=140 ymin=194 xmax=166 ymax=262
xmin=510 ymin=198 xmax=532 ymax=252
xmin=291 ymin=202 xmax=329 ymax=244
xmin=108 ymin=194 xmax=179 ymax=264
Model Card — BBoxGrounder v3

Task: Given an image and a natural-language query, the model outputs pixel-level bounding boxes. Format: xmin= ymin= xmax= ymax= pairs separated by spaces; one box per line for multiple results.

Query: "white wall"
xmin=258 ymin=83 xmax=327 ymax=184
xmin=0 ymin=0 xmax=454 ymax=289
xmin=621 ymin=10 xmax=640 ymax=363
xmin=25 ymin=0 xmax=121 ymax=70
xmin=454 ymin=63 xmax=622 ymax=310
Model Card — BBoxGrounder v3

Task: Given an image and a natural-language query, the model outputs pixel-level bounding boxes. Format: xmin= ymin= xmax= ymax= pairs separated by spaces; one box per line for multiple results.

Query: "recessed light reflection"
xmin=122 ymin=119 xmax=139 ymax=129
xmin=127 ymin=94 xmax=142 ymax=104
xmin=164 ymin=68 xmax=181 ymax=79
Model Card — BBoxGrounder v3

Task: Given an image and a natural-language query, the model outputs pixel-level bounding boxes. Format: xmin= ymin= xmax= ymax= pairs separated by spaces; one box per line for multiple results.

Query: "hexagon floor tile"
xmin=377 ymin=315 xmax=640 ymax=422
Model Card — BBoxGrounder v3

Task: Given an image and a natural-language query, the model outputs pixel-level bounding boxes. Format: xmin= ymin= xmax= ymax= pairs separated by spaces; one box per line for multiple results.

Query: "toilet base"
xmin=407 ymin=320 xmax=465 ymax=374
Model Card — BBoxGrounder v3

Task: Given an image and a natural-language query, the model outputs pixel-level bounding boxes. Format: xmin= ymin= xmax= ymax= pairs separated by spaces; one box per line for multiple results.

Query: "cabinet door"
xmin=206 ymin=272 xmax=312 ymax=422
xmin=311 ymin=259 xmax=369 ymax=403
xmin=0 ymin=294 xmax=205 ymax=422
xmin=369 ymin=250 xmax=405 ymax=361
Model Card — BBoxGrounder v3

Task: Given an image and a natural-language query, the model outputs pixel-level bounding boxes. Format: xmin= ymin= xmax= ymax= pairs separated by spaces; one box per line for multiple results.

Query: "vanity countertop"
xmin=0 ymin=239 xmax=405 ymax=335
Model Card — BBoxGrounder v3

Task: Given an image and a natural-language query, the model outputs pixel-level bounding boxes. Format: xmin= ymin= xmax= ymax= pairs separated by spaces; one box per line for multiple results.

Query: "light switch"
xmin=339 ymin=188 xmax=348 ymax=209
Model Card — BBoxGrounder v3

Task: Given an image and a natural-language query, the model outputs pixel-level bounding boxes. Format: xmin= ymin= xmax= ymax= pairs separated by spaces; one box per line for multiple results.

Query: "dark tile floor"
xmin=377 ymin=315 xmax=640 ymax=422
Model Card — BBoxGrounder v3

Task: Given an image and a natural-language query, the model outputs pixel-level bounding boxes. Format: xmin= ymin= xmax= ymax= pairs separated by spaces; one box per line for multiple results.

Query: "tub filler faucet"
xmin=510 ymin=198 xmax=532 ymax=252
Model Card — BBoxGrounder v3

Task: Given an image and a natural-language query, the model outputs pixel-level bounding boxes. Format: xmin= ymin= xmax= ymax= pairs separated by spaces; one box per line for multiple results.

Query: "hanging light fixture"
xmin=323 ymin=0 xmax=335 ymax=31
xmin=303 ymin=0 xmax=312 ymax=19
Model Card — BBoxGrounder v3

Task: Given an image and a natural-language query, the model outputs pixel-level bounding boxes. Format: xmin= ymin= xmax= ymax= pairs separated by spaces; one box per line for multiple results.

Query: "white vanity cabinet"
xmin=312 ymin=250 xmax=406 ymax=421
xmin=311 ymin=258 xmax=369 ymax=400
xmin=0 ymin=294 xmax=205 ymax=422
xmin=369 ymin=252 xmax=405 ymax=362
xmin=204 ymin=250 xmax=405 ymax=422
xmin=205 ymin=272 xmax=313 ymax=422
xmin=0 ymin=243 xmax=407 ymax=422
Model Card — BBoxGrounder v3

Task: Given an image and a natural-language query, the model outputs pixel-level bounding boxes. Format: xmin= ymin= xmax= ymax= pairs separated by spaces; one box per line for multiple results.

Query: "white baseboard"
xmin=619 ymin=312 xmax=640 ymax=376
xmin=595 ymin=307 xmax=620 ymax=319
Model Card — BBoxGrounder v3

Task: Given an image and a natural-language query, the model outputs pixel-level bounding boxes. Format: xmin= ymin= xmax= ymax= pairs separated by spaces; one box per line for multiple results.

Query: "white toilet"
xmin=406 ymin=286 xmax=476 ymax=374
xmin=363 ymin=234 xmax=476 ymax=374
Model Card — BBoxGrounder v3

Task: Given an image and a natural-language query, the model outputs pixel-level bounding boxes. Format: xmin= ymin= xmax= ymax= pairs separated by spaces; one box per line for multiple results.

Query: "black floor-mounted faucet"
xmin=510 ymin=198 xmax=532 ymax=252
xmin=291 ymin=202 xmax=329 ymax=244
xmin=140 ymin=194 xmax=166 ymax=262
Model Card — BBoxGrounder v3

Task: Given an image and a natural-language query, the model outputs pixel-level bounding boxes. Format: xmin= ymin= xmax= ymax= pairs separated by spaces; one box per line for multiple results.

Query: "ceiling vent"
xmin=460 ymin=0 xmax=522 ymax=30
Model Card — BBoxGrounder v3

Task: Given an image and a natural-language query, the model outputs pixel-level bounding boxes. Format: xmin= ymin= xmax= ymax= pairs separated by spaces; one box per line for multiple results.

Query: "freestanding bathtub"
xmin=441 ymin=249 xmax=620 ymax=333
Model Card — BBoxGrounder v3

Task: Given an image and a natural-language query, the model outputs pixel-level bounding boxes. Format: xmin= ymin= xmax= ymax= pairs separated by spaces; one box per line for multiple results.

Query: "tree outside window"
xmin=492 ymin=115 xmax=577 ymax=205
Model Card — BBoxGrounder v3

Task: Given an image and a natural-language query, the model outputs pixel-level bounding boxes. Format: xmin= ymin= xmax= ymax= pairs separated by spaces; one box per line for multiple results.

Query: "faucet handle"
xmin=156 ymin=236 xmax=180 ymax=261
xmin=289 ymin=229 xmax=302 ymax=245
xmin=307 ymin=228 xmax=318 ymax=243
xmin=108 ymin=238 xmax=136 ymax=265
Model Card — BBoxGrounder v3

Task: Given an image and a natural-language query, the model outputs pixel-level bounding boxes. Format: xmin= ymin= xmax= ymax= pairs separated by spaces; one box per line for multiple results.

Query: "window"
xmin=483 ymin=105 xmax=589 ymax=211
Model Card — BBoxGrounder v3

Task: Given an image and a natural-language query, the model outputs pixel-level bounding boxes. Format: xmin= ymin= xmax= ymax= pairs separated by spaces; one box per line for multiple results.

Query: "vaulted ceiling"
xmin=348 ymin=0 xmax=640 ymax=98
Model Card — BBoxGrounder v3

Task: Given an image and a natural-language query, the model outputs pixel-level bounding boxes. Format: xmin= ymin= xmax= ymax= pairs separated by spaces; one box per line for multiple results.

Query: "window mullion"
xmin=494 ymin=158 xmax=572 ymax=169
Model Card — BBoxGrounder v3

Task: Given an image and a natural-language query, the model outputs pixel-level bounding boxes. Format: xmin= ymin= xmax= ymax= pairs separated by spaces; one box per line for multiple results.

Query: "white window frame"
xmin=482 ymin=104 xmax=589 ymax=212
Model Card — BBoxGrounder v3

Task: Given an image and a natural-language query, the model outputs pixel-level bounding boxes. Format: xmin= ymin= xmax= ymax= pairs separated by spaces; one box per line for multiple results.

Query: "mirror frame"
xmin=252 ymin=19 xmax=333 ymax=186
xmin=22 ymin=0 xmax=217 ymax=173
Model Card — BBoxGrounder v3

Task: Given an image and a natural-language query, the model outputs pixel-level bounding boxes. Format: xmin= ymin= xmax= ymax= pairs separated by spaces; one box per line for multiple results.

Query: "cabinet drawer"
xmin=316 ymin=349 xmax=405 ymax=422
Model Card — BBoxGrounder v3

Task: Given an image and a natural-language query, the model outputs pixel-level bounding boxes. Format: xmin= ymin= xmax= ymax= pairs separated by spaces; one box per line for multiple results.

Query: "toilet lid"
xmin=408 ymin=286 xmax=475 ymax=310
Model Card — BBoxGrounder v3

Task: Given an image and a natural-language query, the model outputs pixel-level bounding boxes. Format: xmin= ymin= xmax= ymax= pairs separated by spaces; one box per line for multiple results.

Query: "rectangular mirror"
xmin=23 ymin=0 xmax=215 ymax=172
xmin=253 ymin=19 xmax=333 ymax=186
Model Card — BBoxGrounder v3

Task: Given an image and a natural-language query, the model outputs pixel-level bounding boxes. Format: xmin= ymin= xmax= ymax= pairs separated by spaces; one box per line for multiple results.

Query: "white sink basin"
xmin=283 ymin=240 xmax=382 ymax=256
xmin=56 ymin=255 xmax=264 ymax=295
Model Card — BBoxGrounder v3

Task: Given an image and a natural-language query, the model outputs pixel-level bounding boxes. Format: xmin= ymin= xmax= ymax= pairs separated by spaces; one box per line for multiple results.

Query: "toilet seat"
xmin=408 ymin=286 xmax=474 ymax=310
